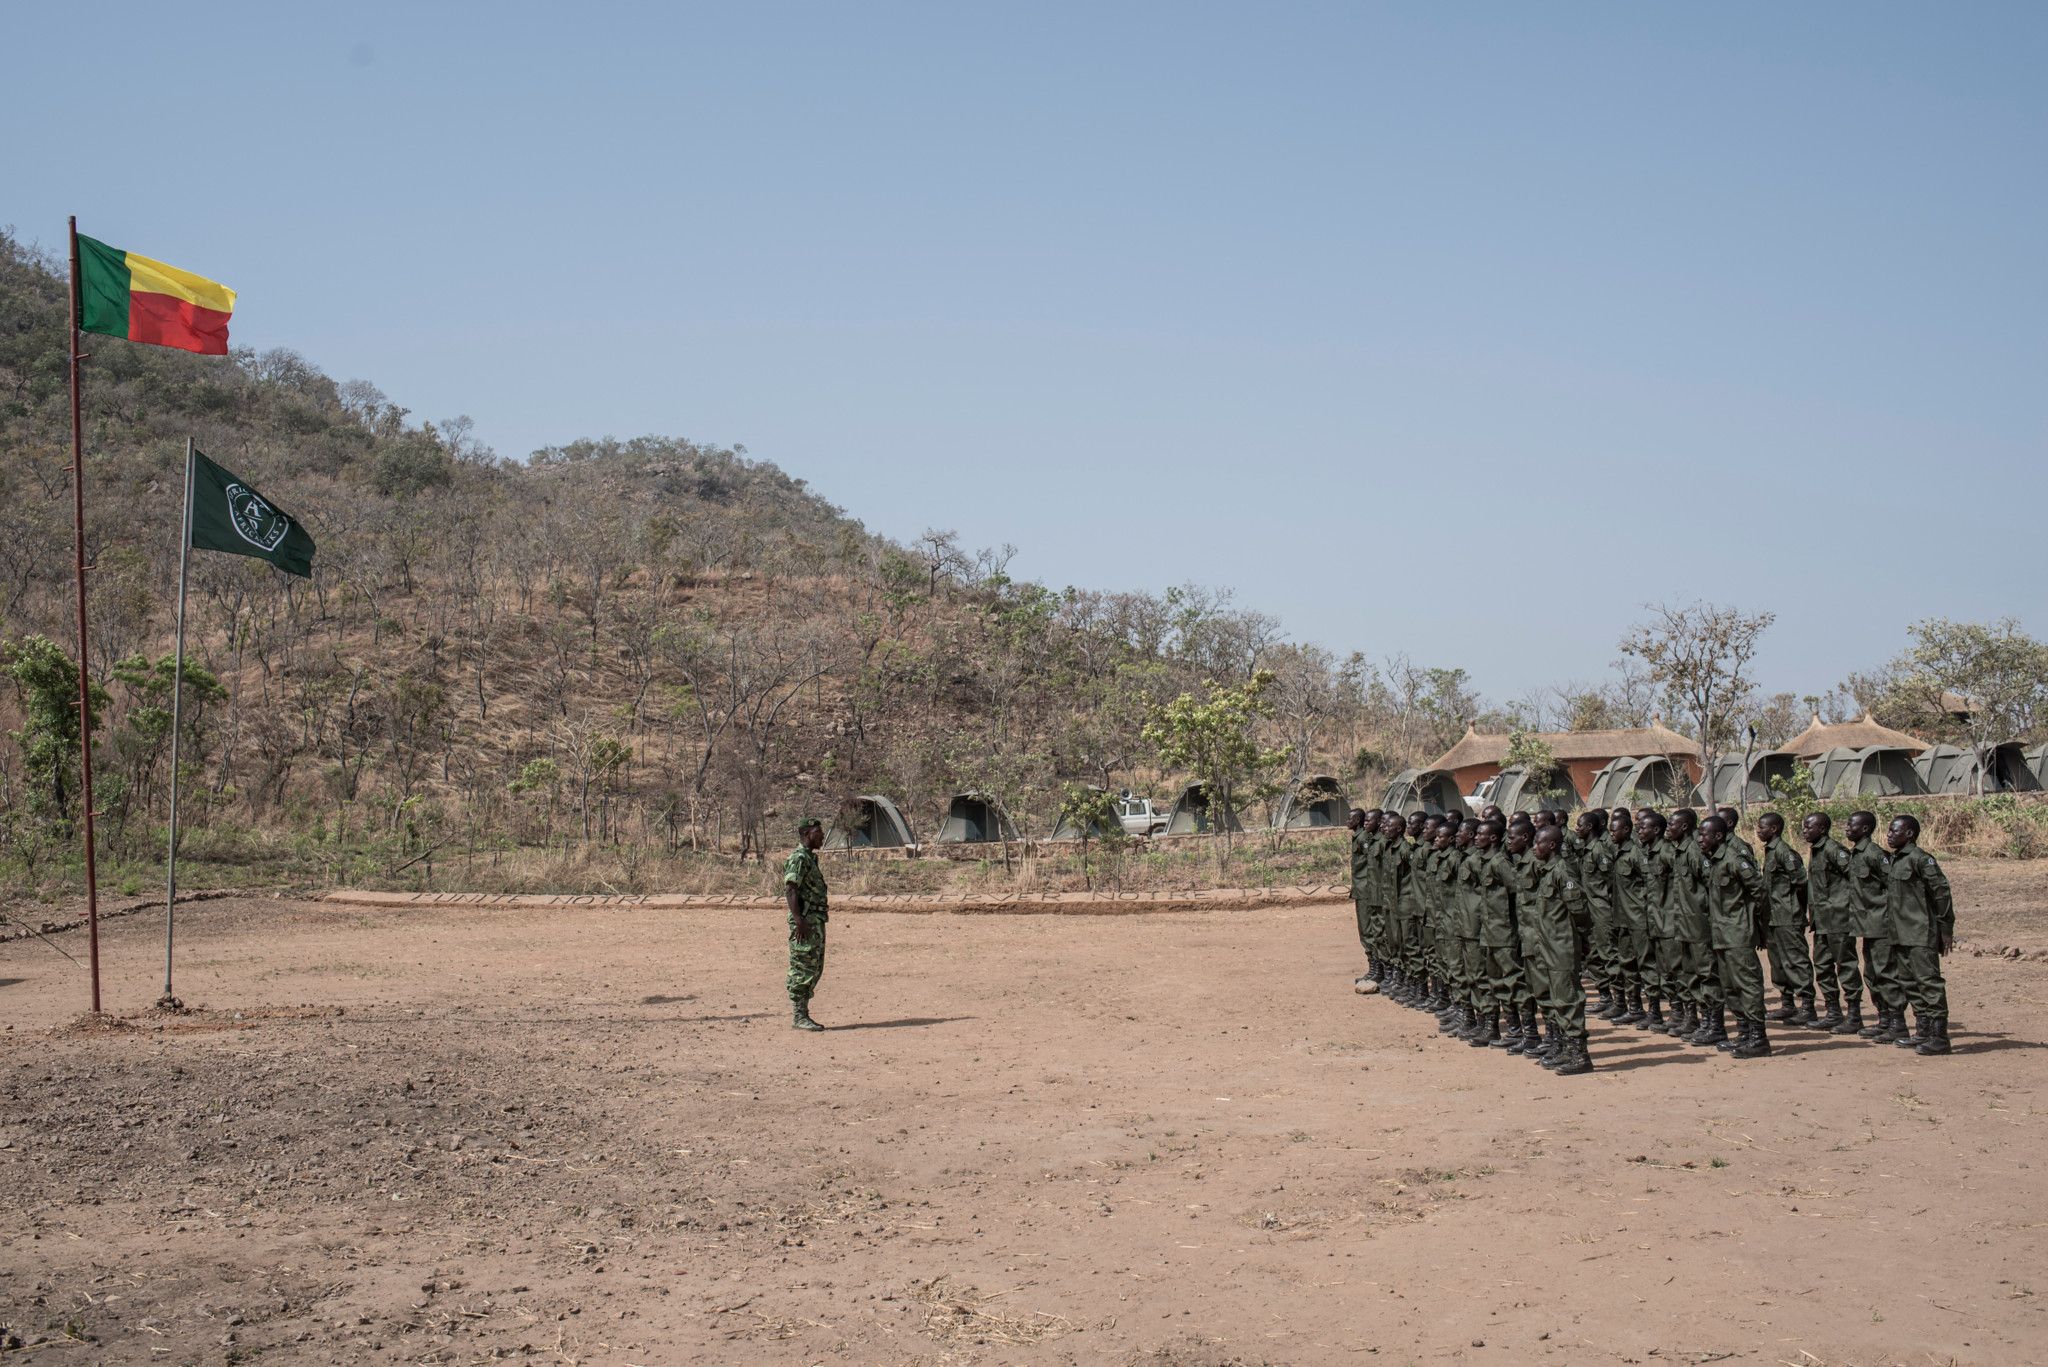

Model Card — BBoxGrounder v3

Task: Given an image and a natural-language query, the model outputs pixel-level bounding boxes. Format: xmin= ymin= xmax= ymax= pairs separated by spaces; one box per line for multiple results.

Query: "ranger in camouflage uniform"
xmin=1606 ymin=808 xmax=1652 ymax=1025
xmin=1347 ymin=808 xmax=1377 ymax=993
xmin=1884 ymin=814 xmax=1955 ymax=1056
xmin=783 ymin=818 xmax=830 ymax=1030
xmin=1802 ymin=812 xmax=1862 ymax=1033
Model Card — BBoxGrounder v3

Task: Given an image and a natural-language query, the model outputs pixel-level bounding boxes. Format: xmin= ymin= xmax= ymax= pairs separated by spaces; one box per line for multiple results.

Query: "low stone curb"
xmin=322 ymin=886 xmax=1350 ymax=916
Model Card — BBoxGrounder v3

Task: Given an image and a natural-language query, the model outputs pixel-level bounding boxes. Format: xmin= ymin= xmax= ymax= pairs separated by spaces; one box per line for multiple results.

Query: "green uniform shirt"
xmin=1643 ymin=838 xmax=1676 ymax=937
xmin=1430 ymin=847 xmax=1460 ymax=930
xmin=1452 ymin=847 xmax=1484 ymax=940
xmin=1386 ymin=839 xmax=1415 ymax=920
xmin=1805 ymin=836 xmax=1854 ymax=936
xmin=1349 ymin=828 xmax=1369 ymax=899
xmin=1846 ymin=837 xmax=1892 ymax=938
xmin=1582 ymin=839 xmax=1617 ymax=924
xmin=1701 ymin=842 xmax=1764 ymax=951
xmin=1760 ymin=836 xmax=1807 ymax=928
xmin=1610 ymin=836 xmax=1651 ymax=930
xmin=783 ymin=845 xmax=829 ymax=920
xmin=1529 ymin=856 xmax=1593 ymax=950
xmin=1885 ymin=844 xmax=1954 ymax=948
xmin=1475 ymin=848 xmax=1517 ymax=948
xmin=1668 ymin=837 xmax=1709 ymax=942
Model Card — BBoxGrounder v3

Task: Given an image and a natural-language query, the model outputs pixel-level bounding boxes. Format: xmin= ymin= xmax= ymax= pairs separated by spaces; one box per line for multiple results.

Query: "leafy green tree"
xmin=1619 ymin=601 xmax=1774 ymax=806
xmin=1142 ymin=670 xmax=1287 ymax=853
xmin=3 ymin=634 xmax=107 ymax=822
xmin=1504 ymin=729 xmax=1570 ymax=806
xmin=1054 ymin=782 xmax=1125 ymax=886
xmin=1887 ymin=617 xmax=2048 ymax=796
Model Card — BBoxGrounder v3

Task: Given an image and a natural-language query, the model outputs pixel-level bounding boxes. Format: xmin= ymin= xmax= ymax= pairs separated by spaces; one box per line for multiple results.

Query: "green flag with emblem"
xmin=188 ymin=448 xmax=315 ymax=578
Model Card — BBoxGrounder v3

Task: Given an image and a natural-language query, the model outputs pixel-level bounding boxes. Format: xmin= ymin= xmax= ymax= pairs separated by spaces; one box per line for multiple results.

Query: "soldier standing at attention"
xmin=1756 ymin=813 xmax=1817 ymax=1027
xmin=1884 ymin=814 xmax=1955 ymax=1055
xmin=1575 ymin=809 xmax=1616 ymax=1016
xmin=1475 ymin=821 xmax=1532 ymax=1052
xmin=1429 ymin=823 xmax=1464 ymax=1028
xmin=1452 ymin=821 xmax=1492 ymax=1044
xmin=1507 ymin=820 xmax=1550 ymax=1055
xmin=1668 ymin=809 xmax=1719 ymax=1047
xmin=1384 ymin=812 xmax=1421 ymax=1005
xmin=1699 ymin=815 xmax=1772 ymax=1057
xmin=1803 ymin=812 xmax=1862 ymax=1033
xmin=1347 ymin=808 xmax=1377 ymax=993
xmin=784 ymin=818 xmax=831 ymax=1031
xmin=1634 ymin=809 xmax=1676 ymax=1032
xmin=1845 ymin=811 xmax=1909 ymax=1044
xmin=1527 ymin=825 xmax=1595 ymax=1074
xmin=1607 ymin=808 xmax=1651 ymax=1025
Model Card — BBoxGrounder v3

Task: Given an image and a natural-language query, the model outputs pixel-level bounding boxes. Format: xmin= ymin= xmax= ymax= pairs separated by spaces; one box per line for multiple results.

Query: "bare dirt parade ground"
xmin=3 ymin=862 xmax=2045 ymax=1366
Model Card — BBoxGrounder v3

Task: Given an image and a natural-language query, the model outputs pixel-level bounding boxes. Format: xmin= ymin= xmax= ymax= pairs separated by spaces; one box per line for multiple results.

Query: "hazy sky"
xmin=8 ymin=2 xmax=2044 ymax=707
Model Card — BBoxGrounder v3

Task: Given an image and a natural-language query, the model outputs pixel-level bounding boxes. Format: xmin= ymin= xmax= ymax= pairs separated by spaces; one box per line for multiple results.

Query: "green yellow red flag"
xmin=76 ymin=235 xmax=236 ymax=355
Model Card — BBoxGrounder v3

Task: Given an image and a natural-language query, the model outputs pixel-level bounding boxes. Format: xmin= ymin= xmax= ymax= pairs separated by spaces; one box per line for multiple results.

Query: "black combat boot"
xmin=1695 ymin=1008 xmax=1729 ymax=1049
xmin=1833 ymin=997 xmax=1864 ymax=1035
xmin=1469 ymin=1007 xmax=1499 ymax=1047
xmin=1504 ymin=1003 xmax=1532 ymax=1054
xmin=1860 ymin=1005 xmax=1892 ymax=1040
xmin=1553 ymin=1035 xmax=1593 ymax=1076
xmin=1915 ymin=1015 xmax=1950 ymax=1056
xmin=1615 ymin=987 xmax=1645 ymax=1025
xmin=1770 ymin=990 xmax=1797 ymax=1023
xmin=1456 ymin=1005 xmax=1481 ymax=1041
xmin=1813 ymin=992 xmax=1843 ymax=1031
xmin=1895 ymin=1011 xmax=1928 ymax=1049
xmin=1732 ymin=1019 xmax=1772 ymax=1058
xmin=1490 ymin=1012 xmax=1523 ymax=1057
xmin=1667 ymin=1001 xmax=1691 ymax=1040
xmin=1716 ymin=1015 xmax=1745 ymax=1052
xmin=1639 ymin=997 xmax=1665 ymax=1031
xmin=1592 ymin=986 xmax=1616 ymax=1019
xmin=1870 ymin=1007 xmax=1905 ymax=1044
xmin=1792 ymin=992 xmax=1819 ymax=1027
xmin=1527 ymin=1016 xmax=1552 ymax=1065
xmin=791 ymin=999 xmax=824 ymax=1031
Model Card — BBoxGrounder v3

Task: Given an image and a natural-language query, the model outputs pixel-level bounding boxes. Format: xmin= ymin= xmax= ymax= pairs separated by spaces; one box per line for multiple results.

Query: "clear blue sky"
xmin=7 ymin=2 xmax=2044 ymax=705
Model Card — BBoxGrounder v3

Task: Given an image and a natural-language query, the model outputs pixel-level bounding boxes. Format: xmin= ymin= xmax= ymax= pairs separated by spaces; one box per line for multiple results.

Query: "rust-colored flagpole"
xmin=65 ymin=215 xmax=103 ymax=1015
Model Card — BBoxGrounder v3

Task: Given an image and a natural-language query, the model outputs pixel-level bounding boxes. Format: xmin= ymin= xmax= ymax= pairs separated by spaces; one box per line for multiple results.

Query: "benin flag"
xmin=77 ymin=235 xmax=236 ymax=355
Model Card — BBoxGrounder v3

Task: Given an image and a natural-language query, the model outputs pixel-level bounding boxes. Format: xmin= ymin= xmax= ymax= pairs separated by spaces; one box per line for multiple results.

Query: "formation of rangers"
xmin=1346 ymin=801 xmax=1956 ymax=1075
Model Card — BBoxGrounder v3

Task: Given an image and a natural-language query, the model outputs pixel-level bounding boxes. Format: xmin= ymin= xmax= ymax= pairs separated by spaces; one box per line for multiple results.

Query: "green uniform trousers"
xmin=1893 ymin=945 xmax=1950 ymax=1015
xmin=1861 ymin=935 xmax=1906 ymax=1012
xmin=1714 ymin=945 xmax=1765 ymax=1025
xmin=1395 ymin=917 xmax=1424 ymax=976
xmin=1682 ymin=936 xmax=1720 ymax=1008
xmin=1585 ymin=912 xmax=1616 ymax=990
xmin=1811 ymin=931 xmax=1863 ymax=1001
xmin=1766 ymin=925 xmax=1815 ymax=998
xmin=1486 ymin=944 xmax=1531 ymax=1008
xmin=1611 ymin=923 xmax=1645 ymax=995
xmin=787 ymin=913 xmax=827 ymax=1002
xmin=1537 ymin=938 xmax=1588 ymax=1041
xmin=1458 ymin=938 xmax=1486 ymax=1007
xmin=1352 ymin=897 xmax=1372 ymax=959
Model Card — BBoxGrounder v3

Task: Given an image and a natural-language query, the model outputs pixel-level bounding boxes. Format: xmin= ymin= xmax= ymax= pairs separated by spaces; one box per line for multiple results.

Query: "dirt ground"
xmin=2 ymin=860 xmax=2044 ymax=1366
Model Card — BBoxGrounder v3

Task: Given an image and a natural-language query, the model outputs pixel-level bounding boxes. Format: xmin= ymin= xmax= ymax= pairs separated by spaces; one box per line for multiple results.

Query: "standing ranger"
xmin=1527 ymin=825 xmax=1596 ymax=1074
xmin=1668 ymin=809 xmax=1719 ymax=1047
xmin=1756 ymin=813 xmax=1817 ymax=1026
xmin=1884 ymin=814 xmax=1955 ymax=1055
xmin=1607 ymin=808 xmax=1652 ymax=1025
xmin=1576 ymin=809 xmax=1616 ymax=1015
xmin=1845 ymin=811 xmax=1909 ymax=1043
xmin=1803 ymin=812 xmax=1861 ymax=1033
xmin=784 ymin=818 xmax=831 ymax=1031
xmin=1699 ymin=815 xmax=1772 ymax=1058
xmin=1635 ymin=809 xmax=1676 ymax=1032
xmin=1347 ymin=808 xmax=1378 ymax=993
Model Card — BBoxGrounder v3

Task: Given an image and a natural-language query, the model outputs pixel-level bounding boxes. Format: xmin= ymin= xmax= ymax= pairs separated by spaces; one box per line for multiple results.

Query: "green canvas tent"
xmin=1378 ymin=768 xmax=1469 ymax=819
xmin=1047 ymin=787 xmax=1119 ymax=842
xmin=1274 ymin=775 xmax=1351 ymax=828
xmin=935 ymin=792 xmax=1021 ymax=844
xmin=2029 ymin=744 xmax=2048 ymax=789
xmin=1490 ymin=764 xmax=1582 ymax=816
xmin=1913 ymin=743 xmax=2041 ymax=795
xmin=1610 ymin=755 xmax=1689 ymax=808
xmin=1164 ymin=781 xmax=1243 ymax=835
xmin=1692 ymin=752 xmax=1799 ymax=806
xmin=1808 ymin=746 xmax=1925 ymax=798
xmin=1584 ymin=758 xmax=1633 ymax=810
xmin=823 ymin=794 xmax=918 ymax=850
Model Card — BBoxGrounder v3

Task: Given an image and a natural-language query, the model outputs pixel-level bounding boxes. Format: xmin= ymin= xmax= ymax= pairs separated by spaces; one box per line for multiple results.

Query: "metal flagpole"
xmin=66 ymin=216 xmax=103 ymax=1015
xmin=162 ymin=438 xmax=196 ymax=1006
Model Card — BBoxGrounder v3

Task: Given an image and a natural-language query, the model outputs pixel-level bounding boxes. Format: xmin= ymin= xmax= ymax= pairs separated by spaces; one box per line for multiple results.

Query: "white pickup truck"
xmin=1115 ymin=793 xmax=1168 ymax=837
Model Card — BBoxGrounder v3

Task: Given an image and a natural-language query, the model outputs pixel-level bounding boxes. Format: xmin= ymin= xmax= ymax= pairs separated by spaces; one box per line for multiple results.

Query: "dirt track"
xmin=2 ymin=863 xmax=2045 ymax=1365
